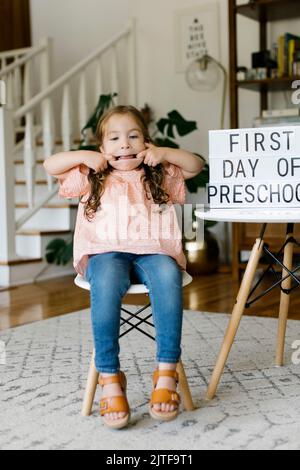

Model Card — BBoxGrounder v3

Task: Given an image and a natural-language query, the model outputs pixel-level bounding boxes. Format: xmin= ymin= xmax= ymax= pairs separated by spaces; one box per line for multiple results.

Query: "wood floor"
xmin=1 ymin=272 xmax=300 ymax=331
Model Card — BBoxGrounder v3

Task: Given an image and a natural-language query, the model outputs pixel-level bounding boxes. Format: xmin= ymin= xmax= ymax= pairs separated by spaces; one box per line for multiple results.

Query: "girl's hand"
xmin=136 ymin=143 xmax=166 ymax=167
xmin=82 ymin=152 xmax=116 ymax=173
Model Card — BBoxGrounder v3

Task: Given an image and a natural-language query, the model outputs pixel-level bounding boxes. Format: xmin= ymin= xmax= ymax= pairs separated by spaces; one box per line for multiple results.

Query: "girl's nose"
xmin=121 ymin=141 xmax=130 ymax=149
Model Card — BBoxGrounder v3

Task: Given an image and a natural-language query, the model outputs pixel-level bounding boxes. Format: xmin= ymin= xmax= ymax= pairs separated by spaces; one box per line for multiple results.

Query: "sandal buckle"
xmin=100 ymin=401 xmax=108 ymax=411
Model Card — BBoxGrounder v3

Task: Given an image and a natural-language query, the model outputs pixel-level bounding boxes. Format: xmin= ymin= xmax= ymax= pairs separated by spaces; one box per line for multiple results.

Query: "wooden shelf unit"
xmin=228 ymin=0 xmax=300 ymax=280
xmin=238 ymin=76 xmax=300 ymax=92
xmin=236 ymin=0 xmax=300 ymax=22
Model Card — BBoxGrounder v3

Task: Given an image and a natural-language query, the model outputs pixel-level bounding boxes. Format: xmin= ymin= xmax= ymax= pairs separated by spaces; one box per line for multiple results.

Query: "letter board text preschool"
xmin=208 ymin=126 xmax=300 ymax=208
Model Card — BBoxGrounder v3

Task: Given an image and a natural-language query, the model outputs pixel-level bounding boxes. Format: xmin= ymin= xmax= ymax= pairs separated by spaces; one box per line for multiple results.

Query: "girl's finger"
xmin=137 ymin=150 xmax=147 ymax=159
xmin=106 ymin=154 xmax=116 ymax=161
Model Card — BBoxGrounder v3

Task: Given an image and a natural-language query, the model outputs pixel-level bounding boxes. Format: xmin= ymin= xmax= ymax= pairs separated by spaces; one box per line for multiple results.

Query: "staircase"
xmin=11 ymin=142 xmax=79 ymax=285
xmin=0 ymin=20 xmax=137 ymax=288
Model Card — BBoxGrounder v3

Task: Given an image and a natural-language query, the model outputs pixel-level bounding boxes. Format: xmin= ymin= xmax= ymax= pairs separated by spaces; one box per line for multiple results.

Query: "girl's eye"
xmin=130 ymin=135 xmax=139 ymax=139
xmin=110 ymin=137 xmax=118 ymax=141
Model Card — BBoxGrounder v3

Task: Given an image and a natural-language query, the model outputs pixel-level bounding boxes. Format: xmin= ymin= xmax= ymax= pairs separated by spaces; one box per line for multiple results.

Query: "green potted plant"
xmin=45 ymin=95 xmax=218 ymax=273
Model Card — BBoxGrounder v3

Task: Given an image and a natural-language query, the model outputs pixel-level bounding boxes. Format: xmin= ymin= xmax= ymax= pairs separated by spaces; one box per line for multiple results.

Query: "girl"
xmin=44 ymin=105 xmax=204 ymax=429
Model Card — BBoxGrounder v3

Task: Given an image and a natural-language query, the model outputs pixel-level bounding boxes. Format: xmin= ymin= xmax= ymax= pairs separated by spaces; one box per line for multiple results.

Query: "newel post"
xmin=40 ymin=37 xmax=53 ymax=90
xmin=0 ymin=106 xmax=17 ymax=262
xmin=40 ymin=37 xmax=54 ymax=190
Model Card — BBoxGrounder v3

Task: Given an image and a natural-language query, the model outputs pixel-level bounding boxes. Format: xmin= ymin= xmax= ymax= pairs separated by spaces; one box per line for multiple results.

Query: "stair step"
xmin=16 ymin=204 xmax=77 ymax=231
xmin=15 ymin=202 xmax=78 ymax=208
xmin=15 ymin=180 xmax=48 ymax=185
xmin=36 ymin=138 xmax=82 ymax=146
xmin=0 ymin=257 xmax=42 ymax=266
xmin=16 ymin=229 xmax=73 ymax=258
xmin=14 ymin=161 xmax=47 ymax=180
xmin=14 ymin=160 xmax=45 ymax=165
xmin=0 ymin=258 xmax=75 ymax=287
xmin=16 ymin=229 xmax=72 ymax=236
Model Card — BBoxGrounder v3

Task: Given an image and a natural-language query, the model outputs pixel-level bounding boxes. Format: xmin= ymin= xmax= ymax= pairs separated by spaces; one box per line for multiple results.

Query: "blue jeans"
xmin=85 ymin=252 xmax=183 ymax=373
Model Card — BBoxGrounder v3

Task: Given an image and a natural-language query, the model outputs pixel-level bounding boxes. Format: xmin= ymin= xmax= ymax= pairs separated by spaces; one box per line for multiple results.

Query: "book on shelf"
xmin=294 ymin=50 xmax=300 ymax=76
xmin=254 ymin=115 xmax=300 ymax=128
xmin=262 ymin=108 xmax=300 ymax=118
xmin=289 ymin=39 xmax=300 ymax=76
xmin=277 ymin=33 xmax=300 ymax=77
xmin=278 ymin=35 xmax=285 ymax=77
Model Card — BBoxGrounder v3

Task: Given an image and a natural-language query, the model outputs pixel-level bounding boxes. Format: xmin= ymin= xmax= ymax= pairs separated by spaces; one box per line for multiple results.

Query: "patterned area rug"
xmin=0 ymin=307 xmax=300 ymax=450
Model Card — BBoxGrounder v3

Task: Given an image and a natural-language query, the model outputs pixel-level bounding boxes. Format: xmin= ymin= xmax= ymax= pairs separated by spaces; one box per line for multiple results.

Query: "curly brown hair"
xmin=82 ymin=105 xmax=171 ymax=221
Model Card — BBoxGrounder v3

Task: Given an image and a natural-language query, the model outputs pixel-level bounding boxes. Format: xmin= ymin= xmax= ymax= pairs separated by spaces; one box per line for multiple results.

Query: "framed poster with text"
xmin=174 ymin=2 xmax=220 ymax=72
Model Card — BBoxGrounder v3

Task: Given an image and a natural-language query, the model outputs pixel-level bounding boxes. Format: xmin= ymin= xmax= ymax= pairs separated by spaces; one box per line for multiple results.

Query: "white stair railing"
xmin=0 ymin=45 xmax=33 ymax=70
xmin=0 ymin=38 xmax=52 ymax=113
xmin=0 ymin=20 xmax=137 ymax=264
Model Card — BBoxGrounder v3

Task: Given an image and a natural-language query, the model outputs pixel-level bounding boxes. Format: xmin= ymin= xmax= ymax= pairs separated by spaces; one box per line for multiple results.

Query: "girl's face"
xmin=100 ymin=114 xmax=146 ymax=171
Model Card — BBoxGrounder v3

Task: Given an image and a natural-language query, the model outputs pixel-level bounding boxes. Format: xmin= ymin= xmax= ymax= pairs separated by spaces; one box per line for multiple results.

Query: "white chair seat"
xmin=75 ymin=270 xmax=193 ymax=294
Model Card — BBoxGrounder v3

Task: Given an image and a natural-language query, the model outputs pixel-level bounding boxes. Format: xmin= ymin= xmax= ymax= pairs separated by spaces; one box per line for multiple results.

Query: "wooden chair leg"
xmin=232 ymin=222 xmax=241 ymax=281
xmin=82 ymin=349 xmax=99 ymax=417
xmin=276 ymin=227 xmax=294 ymax=367
xmin=206 ymin=237 xmax=264 ymax=400
xmin=177 ymin=359 xmax=195 ymax=411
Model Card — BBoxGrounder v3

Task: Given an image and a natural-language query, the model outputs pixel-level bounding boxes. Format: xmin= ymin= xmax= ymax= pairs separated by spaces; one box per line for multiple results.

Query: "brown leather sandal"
xmin=149 ymin=369 xmax=181 ymax=421
xmin=99 ymin=371 xmax=130 ymax=429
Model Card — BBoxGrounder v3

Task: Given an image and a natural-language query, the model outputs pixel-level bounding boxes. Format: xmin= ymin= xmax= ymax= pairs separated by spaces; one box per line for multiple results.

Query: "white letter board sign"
xmin=207 ymin=126 xmax=300 ymax=208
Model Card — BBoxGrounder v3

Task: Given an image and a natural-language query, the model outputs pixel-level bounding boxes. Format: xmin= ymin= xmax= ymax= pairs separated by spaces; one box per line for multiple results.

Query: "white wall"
xmin=30 ymin=0 xmax=131 ymax=137
xmin=30 ymin=0 xmax=131 ymax=80
xmin=130 ymin=0 xmax=230 ymax=161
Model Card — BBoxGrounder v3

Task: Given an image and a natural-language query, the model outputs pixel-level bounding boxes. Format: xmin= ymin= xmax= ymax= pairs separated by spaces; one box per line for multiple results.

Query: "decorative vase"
xmin=184 ymin=229 xmax=220 ymax=275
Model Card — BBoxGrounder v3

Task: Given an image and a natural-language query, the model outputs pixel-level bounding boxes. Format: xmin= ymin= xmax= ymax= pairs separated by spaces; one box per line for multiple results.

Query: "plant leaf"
xmin=45 ymin=238 xmax=73 ymax=266
xmin=156 ymin=118 xmax=169 ymax=135
xmin=61 ymin=242 xmax=73 ymax=265
xmin=153 ymin=137 xmax=179 ymax=149
xmin=155 ymin=111 xmax=197 ymax=140
xmin=167 ymin=110 xmax=197 ymax=137
xmin=46 ymin=239 xmax=67 ymax=251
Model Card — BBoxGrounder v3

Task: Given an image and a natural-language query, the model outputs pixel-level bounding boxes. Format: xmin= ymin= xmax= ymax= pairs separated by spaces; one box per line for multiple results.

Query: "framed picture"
xmin=174 ymin=2 xmax=220 ymax=72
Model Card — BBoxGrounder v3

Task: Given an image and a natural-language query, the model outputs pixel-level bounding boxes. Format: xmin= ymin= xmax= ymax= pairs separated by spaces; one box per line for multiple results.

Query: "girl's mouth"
xmin=115 ymin=154 xmax=138 ymax=160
